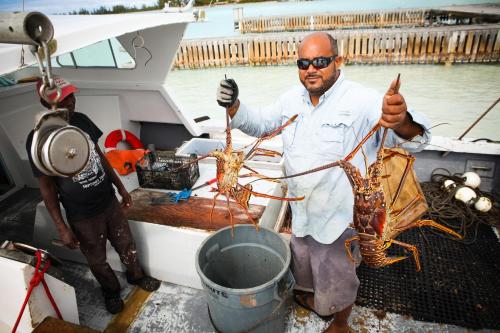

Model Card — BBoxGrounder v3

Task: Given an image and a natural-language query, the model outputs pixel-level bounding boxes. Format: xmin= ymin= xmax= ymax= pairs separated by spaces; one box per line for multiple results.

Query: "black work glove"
xmin=216 ymin=78 xmax=239 ymax=108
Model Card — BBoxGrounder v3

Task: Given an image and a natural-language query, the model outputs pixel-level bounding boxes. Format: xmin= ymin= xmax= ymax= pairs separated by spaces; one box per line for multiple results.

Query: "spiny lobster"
xmin=177 ymin=108 xmax=304 ymax=233
xmin=258 ymin=74 xmax=462 ymax=270
xmin=340 ymin=123 xmax=462 ymax=271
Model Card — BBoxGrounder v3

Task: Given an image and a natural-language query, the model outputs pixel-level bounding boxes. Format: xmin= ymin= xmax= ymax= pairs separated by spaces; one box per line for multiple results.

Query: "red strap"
xmin=12 ymin=251 xmax=63 ymax=333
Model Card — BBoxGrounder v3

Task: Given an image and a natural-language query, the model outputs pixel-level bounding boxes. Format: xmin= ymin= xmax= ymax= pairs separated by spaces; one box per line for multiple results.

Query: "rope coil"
xmin=420 ymin=169 xmax=499 ymax=244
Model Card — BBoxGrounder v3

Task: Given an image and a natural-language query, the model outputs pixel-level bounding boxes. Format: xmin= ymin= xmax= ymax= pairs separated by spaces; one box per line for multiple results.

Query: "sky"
xmin=0 ymin=0 xmax=159 ymax=14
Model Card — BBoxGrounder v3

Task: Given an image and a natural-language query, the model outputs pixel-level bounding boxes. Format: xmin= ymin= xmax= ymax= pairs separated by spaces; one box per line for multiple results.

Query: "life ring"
xmin=104 ymin=129 xmax=143 ymax=152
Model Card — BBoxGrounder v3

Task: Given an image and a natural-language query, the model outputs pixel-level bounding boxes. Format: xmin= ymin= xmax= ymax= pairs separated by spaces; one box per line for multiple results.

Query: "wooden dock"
xmin=172 ymin=25 xmax=500 ymax=69
xmin=236 ymin=9 xmax=427 ymax=33
xmin=234 ymin=6 xmax=500 ymax=34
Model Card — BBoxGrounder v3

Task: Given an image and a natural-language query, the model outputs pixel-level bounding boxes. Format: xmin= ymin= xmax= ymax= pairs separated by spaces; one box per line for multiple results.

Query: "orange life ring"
xmin=104 ymin=129 xmax=143 ymax=152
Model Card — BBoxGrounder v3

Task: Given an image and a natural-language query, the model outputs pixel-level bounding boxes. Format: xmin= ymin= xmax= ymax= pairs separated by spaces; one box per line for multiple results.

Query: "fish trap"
xmin=136 ymin=151 xmax=199 ymax=190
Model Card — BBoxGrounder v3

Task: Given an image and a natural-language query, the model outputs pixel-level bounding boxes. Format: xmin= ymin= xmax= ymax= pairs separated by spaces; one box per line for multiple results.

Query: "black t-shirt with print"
xmin=26 ymin=112 xmax=115 ymax=222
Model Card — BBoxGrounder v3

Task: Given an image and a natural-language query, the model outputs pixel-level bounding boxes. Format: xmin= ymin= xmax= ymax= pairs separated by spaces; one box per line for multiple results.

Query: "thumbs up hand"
xmin=380 ymin=77 xmax=408 ymax=130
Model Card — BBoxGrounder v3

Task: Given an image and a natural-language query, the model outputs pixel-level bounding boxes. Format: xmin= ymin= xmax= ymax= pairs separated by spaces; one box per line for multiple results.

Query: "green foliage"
xmin=69 ymin=0 xmax=271 ymax=15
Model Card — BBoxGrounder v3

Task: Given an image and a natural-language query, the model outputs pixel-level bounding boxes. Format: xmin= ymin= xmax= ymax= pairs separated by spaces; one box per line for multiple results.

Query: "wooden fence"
xmin=236 ymin=9 xmax=428 ymax=33
xmin=173 ymin=25 xmax=500 ymax=69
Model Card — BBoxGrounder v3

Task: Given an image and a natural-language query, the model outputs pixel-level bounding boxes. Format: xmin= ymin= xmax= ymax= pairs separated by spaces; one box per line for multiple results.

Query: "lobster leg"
xmin=246 ymin=148 xmax=282 ymax=160
xmin=232 ymin=193 xmax=260 ymax=232
xmin=414 ymin=219 xmax=462 ymax=239
xmin=240 ymin=184 xmax=305 ymax=201
xmin=244 ymin=114 xmax=298 ymax=159
xmin=224 ymin=194 xmax=235 ymax=237
xmin=210 ymin=193 xmax=221 ymax=225
xmin=344 ymin=236 xmax=360 ymax=265
xmin=387 ymin=239 xmax=421 ymax=271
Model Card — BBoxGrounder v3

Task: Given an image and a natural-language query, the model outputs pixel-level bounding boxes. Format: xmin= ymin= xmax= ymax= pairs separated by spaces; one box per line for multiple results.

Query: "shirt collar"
xmin=302 ymin=70 xmax=345 ymax=106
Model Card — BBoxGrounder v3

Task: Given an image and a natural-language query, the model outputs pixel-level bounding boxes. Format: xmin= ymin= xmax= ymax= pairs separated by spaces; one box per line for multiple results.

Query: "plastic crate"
xmin=136 ymin=151 xmax=199 ymax=190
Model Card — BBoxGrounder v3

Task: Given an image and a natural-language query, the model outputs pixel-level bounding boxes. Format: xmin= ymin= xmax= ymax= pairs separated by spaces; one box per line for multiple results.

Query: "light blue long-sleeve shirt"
xmin=231 ymin=71 xmax=431 ymax=244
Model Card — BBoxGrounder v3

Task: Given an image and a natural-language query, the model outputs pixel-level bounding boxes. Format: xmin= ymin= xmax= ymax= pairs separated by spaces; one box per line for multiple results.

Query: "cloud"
xmin=0 ymin=0 xmax=159 ymax=14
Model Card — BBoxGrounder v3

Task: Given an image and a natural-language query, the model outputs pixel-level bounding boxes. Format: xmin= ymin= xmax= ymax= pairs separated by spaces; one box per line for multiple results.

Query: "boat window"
xmin=55 ymin=53 xmax=74 ymax=67
xmin=54 ymin=38 xmax=136 ymax=69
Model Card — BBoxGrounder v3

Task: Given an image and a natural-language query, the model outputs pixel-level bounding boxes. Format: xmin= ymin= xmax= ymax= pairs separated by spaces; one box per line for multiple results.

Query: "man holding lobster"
xmin=216 ymin=32 xmax=431 ymax=332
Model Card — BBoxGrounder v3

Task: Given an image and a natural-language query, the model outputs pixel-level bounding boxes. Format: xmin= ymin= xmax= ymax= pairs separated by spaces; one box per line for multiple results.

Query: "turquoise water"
xmin=186 ymin=0 xmax=494 ymax=38
xmin=169 ymin=1 xmax=500 ymax=141
xmin=166 ymin=63 xmax=500 ymax=140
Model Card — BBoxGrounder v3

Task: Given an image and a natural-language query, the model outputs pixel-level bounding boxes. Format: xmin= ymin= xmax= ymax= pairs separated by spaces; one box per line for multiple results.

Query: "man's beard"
xmin=302 ymin=70 xmax=337 ymax=96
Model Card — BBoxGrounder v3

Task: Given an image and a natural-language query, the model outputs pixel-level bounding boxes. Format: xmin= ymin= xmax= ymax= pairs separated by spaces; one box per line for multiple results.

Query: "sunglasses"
xmin=297 ymin=56 xmax=336 ymax=70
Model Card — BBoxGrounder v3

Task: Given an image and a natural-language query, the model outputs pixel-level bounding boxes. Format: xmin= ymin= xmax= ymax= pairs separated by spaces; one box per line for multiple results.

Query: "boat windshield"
xmin=55 ymin=38 xmax=135 ymax=69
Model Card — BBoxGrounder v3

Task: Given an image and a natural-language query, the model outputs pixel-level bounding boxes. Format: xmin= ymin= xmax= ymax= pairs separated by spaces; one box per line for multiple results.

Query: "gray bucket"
xmin=196 ymin=225 xmax=295 ymax=333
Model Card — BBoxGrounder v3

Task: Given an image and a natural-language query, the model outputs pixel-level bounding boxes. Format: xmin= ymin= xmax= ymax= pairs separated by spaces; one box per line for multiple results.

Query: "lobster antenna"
xmin=378 ymin=73 xmax=400 ymax=149
xmin=224 ymin=74 xmax=232 ymax=151
xmin=351 ymin=126 xmax=369 ymax=175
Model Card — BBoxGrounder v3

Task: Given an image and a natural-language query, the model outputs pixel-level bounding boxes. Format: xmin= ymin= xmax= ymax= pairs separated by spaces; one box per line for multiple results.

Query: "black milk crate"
xmin=136 ymin=151 xmax=199 ymax=190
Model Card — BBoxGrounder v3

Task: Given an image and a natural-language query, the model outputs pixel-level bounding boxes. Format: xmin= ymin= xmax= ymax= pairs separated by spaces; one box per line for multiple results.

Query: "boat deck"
xmin=60 ymin=260 xmax=486 ymax=333
xmin=1 ymin=188 xmax=498 ymax=332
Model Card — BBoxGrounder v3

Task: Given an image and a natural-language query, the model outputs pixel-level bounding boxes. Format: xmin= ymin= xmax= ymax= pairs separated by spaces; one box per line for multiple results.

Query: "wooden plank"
xmin=380 ymin=35 xmax=387 ymax=64
xmin=276 ymin=38 xmax=283 ymax=64
xmin=406 ymin=32 xmax=415 ymax=64
xmin=177 ymin=48 xmax=184 ymax=69
xmin=230 ymin=41 xmax=238 ymax=66
xmin=348 ymin=34 xmax=355 ymax=63
xmin=252 ymin=38 xmax=259 ymax=66
xmin=419 ymin=32 xmax=428 ymax=63
xmin=443 ymin=31 xmax=453 ymax=64
xmin=194 ymin=42 xmax=202 ymax=69
xmin=464 ymin=30 xmax=474 ymax=62
xmin=202 ymin=41 xmax=209 ymax=68
xmin=367 ymin=34 xmax=374 ymax=64
xmin=427 ymin=31 xmax=435 ymax=64
xmin=386 ymin=35 xmax=394 ymax=64
xmin=493 ymin=31 xmax=500 ymax=61
xmin=224 ymin=40 xmax=230 ymax=66
xmin=271 ymin=39 xmax=277 ymax=64
xmin=236 ymin=41 xmax=243 ymax=65
xmin=413 ymin=33 xmax=421 ymax=64
xmin=182 ymin=44 xmax=189 ymax=69
xmin=362 ymin=34 xmax=368 ymax=63
xmin=484 ymin=30 xmax=496 ymax=62
xmin=187 ymin=44 xmax=194 ymax=69
xmin=373 ymin=33 xmax=380 ymax=64
xmin=260 ymin=38 xmax=267 ymax=65
xmin=214 ymin=40 xmax=222 ymax=67
xmin=400 ymin=31 xmax=408 ymax=64
xmin=126 ymin=190 xmax=264 ymax=231
xmin=207 ymin=41 xmax=215 ymax=67
xmin=394 ymin=32 xmax=402 ymax=64
xmin=248 ymin=39 xmax=255 ymax=66
xmin=477 ymin=30 xmax=488 ymax=62
xmin=433 ymin=31 xmax=444 ymax=64
xmin=470 ymin=31 xmax=481 ymax=62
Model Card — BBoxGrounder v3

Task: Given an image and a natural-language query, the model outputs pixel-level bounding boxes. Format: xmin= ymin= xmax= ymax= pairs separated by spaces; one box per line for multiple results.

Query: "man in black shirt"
xmin=27 ymin=77 xmax=160 ymax=314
